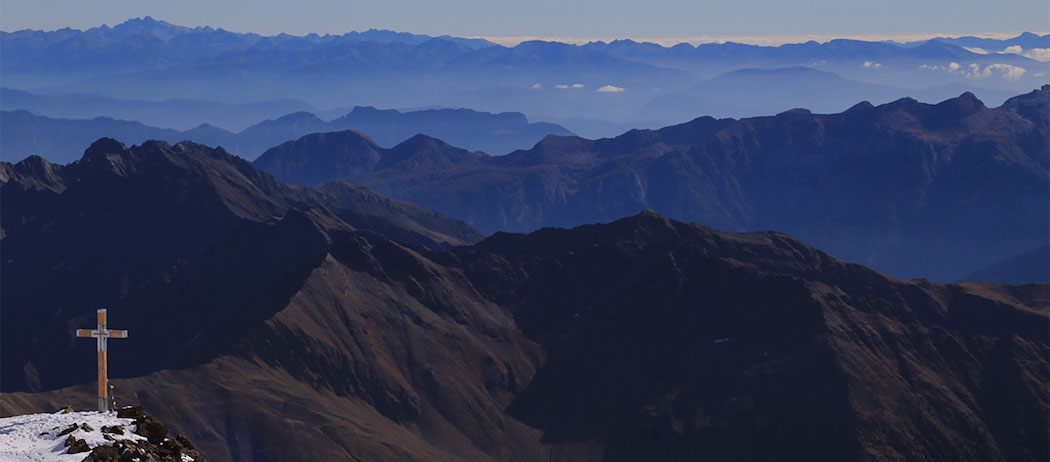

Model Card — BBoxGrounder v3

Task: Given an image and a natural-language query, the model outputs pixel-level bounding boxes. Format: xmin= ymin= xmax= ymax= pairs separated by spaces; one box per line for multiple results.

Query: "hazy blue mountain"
xmin=1 ymin=106 xmax=574 ymax=162
xmin=525 ymin=115 xmax=668 ymax=140
xmin=901 ymin=32 xmax=1050 ymax=51
xmin=1 ymin=87 xmax=320 ymax=131
xmin=255 ymin=88 xmax=1050 ymax=282
xmin=0 ymin=110 xmax=235 ymax=164
xmin=582 ymin=37 xmax=1041 ymax=73
xmin=633 ymin=67 xmax=1020 ymax=124
xmin=4 ymin=18 xmax=1046 ymax=133
xmin=331 ymin=106 xmax=574 ymax=154
xmin=0 ymin=16 xmax=493 ymax=75
xmin=580 ymin=37 xmax=1045 ymax=107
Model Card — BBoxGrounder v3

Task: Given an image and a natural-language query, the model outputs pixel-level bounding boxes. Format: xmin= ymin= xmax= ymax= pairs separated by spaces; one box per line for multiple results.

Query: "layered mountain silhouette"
xmin=1 ymin=143 xmax=1046 ymax=461
xmin=254 ymin=87 xmax=1050 ymax=282
xmin=0 ymin=16 xmax=493 ymax=76
xmin=4 ymin=19 xmax=1044 ymax=130
xmin=2 ymin=105 xmax=572 ymax=163
xmin=1 ymin=86 xmax=321 ymax=131
xmin=633 ymin=67 xmax=1018 ymax=123
xmin=901 ymin=32 xmax=1050 ymax=52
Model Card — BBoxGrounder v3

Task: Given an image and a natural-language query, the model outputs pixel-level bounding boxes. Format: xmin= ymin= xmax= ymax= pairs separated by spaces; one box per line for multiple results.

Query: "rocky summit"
xmin=0 ymin=406 xmax=202 ymax=462
xmin=1 ymin=136 xmax=1046 ymax=461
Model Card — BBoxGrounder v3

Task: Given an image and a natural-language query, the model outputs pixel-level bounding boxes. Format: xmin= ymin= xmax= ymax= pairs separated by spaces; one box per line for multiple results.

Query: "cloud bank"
xmin=920 ymin=61 xmax=1027 ymax=81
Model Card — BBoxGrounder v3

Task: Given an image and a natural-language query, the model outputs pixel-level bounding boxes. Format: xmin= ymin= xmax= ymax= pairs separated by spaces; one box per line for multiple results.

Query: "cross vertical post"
xmin=76 ymin=309 xmax=128 ymax=412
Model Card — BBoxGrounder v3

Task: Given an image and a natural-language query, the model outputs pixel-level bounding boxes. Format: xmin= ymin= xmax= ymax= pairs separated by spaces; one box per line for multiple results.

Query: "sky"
xmin=1 ymin=0 xmax=1047 ymax=42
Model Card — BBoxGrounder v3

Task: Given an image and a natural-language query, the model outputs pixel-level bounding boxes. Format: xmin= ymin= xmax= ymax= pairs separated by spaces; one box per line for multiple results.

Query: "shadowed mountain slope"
xmin=256 ymin=87 xmax=1050 ymax=282
xmin=0 ymin=138 xmax=481 ymax=392
xmin=0 ymin=206 xmax=1046 ymax=461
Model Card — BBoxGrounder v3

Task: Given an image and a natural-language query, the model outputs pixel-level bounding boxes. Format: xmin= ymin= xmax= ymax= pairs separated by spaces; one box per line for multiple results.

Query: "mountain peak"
xmin=14 ymin=154 xmax=55 ymax=171
xmin=628 ymin=209 xmax=673 ymax=224
xmin=274 ymin=111 xmax=324 ymax=124
xmin=846 ymin=100 xmax=875 ymax=113
xmin=397 ymin=133 xmax=446 ymax=147
xmin=886 ymin=96 xmax=921 ymax=108
xmin=82 ymin=137 xmax=130 ymax=161
xmin=777 ymin=107 xmax=813 ymax=116
xmin=2 ymin=155 xmax=65 ymax=192
xmin=935 ymin=91 xmax=986 ymax=116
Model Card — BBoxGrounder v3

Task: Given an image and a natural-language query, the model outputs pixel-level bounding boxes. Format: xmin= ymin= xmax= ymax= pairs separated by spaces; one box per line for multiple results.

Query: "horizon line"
xmin=476 ymin=31 xmax=1050 ymax=47
xmin=1 ymin=17 xmax=1046 ymax=48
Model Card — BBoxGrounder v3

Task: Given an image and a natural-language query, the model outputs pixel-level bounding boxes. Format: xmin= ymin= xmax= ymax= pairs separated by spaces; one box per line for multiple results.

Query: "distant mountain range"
xmin=3 ymin=17 xmax=1047 ymax=462
xmin=255 ymin=87 xmax=1050 ymax=282
xmin=1 ymin=138 xmax=1045 ymax=460
xmin=3 ymin=18 xmax=1046 ymax=130
xmin=901 ymin=31 xmax=1050 ymax=51
xmin=1 ymin=104 xmax=573 ymax=163
xmin=632 ymin=66 xmax=1018 ymax=122
xmin=0 ymin=87 xmax=324 ymax=131
xmin=0 ymin=16 xmax=493 ymax=76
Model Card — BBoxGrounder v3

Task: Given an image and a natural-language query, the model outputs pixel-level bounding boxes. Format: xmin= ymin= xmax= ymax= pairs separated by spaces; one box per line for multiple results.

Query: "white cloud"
xmin=963 ymin=47 xmax=989 ymax=55
xmin=571 ymin=83 xmax=584 ymax=88
xmin=919 ymin=61 xmax=1026 ymax=81
xmin=863 ymin=60 xmax=882 ymax=68
xmin=555 ymin=84 xmax=569 ymax=89
xmin=919 ymin=62 xmax=960 ymax=72
xmin=993 ymin=45 xmax=1050 ymax=61
xmin=555 ymin=83 xmax=585 ymax=89
xmin=596 ymin=85 xmax=626 ymax=93
xmin=1023 ymin=48 xmax=1050 ymax=61
xmin=981 ymin=63 xmax=1027 ymax=81
xmin=531 ymin=83 xmax=542 ymax=89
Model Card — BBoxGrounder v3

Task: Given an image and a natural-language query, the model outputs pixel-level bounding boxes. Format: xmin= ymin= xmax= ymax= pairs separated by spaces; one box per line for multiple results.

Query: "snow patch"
xmin=0 ymin=410 xmax=145 ymax=462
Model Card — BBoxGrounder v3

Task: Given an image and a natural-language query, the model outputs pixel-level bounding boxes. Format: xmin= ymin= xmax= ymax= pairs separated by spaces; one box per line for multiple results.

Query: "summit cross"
xmin=75 ymin=309 xmax=128 ymax=412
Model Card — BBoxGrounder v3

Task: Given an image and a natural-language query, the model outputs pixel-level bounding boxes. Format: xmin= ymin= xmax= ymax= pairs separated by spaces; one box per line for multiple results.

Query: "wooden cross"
xmin=76 ymin=309 xmax=128 ymax=412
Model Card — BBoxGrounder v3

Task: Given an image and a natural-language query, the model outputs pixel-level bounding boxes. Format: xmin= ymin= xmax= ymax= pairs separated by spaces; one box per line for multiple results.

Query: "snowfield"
xmin=0 ymin=410 xmax=147 ymax=462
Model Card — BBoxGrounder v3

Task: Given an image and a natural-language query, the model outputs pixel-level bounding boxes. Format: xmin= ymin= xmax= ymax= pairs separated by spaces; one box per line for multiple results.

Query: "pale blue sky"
xmin=1 ymin=0 xmax=1046 ymax=40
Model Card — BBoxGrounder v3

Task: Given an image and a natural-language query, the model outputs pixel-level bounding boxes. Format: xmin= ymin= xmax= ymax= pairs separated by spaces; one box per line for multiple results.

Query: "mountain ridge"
xmin=255 ymin=87 xmax=1050 ymax=281
xmin=2 ymin=132 xmax=1046 ymax=458
xmin=4 ymin=19 xmax=1043 ymax=130
xmin=1 ymin=206 xmax=1045 ymax=461
xmin=1 ymin=103 xmax=574 ymax=163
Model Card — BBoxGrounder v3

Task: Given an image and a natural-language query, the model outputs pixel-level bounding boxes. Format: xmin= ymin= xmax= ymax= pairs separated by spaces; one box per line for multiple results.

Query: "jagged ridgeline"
xmin=1 ymin=136 xmax=1046 ymax=461
xmin=1 ymin=101 xmax=576 ymax=163
xmin=253 ymin=87 xmax=1050 ymax=282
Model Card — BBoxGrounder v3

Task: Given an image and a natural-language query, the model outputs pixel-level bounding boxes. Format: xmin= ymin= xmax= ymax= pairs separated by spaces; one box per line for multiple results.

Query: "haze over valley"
xmin=2 ymin=17 xmax=1047 ymax=141
xmin=1 ymin=6 xmax=1047 ymax=462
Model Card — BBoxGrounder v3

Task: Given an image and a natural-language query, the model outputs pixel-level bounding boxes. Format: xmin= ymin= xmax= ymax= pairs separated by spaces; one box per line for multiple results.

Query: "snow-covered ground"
xmin=0 ymin=410 xmax=146 ymax=462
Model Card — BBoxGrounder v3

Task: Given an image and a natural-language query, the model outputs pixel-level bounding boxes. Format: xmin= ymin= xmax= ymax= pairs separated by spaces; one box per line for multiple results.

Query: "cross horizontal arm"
xmin=108 ymin=330 xmax=128 ymax=338
xmin=76 ymin=329 xmax=94 ymax=337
